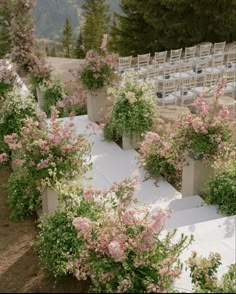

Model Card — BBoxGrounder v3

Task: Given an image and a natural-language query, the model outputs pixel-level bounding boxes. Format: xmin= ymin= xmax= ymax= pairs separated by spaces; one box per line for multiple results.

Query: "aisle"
xmin=72 ymin=115 xmax=181 ymax=208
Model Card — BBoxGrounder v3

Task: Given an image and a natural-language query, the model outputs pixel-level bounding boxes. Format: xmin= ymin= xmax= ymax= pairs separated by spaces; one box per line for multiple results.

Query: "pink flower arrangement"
xmin=139 ymin=131 xmax=183 ymax=188
xmin=176 ymin=78 xmax=233 ymax=162
xmin=3 ymin=109 xmax=91 ymax=191
xmin=80 ymin=34 xmax=118 ymax=91
xmin=0 ymin=60 xmax=17 ymax=98
xmin=139 ymin=79 xmax=234 ymax=188
xmin=66 ymin=177 xmax=192 ymax=293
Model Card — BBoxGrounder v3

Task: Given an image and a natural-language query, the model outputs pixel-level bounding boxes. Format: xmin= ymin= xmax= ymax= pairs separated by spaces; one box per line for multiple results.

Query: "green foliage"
xmin=0 ymin=14 xmax=11 ymax=57
xmin=35 ymin=185 xmax=104 ymax=278
xmin=35 ymin=211 xmax=81 ymax=278
xmin=82 ymin=0 xmax=110 ymax=51
xmin=0 ymin=89 xmax=37 ymax=155
xmin=80 ymin=63 xmax=114 ymax=90
xmin=74 ymin=33 xmax=85 ymax=59
xmin=7 ymin=168 xmax=41 ymax=221
xmin=106 ymin=79 xmax=156 ymax=139
xmin=0 ymin=82 xmax=13 ymax=98
xmin=103 ymin=121 xmax=120 ymax=141
xmin=187 ymin=252 xmax=236 ymax=293
xmin=110 ymin=0 xmax=236 ymax=55
xmin=145 ymin=154 xmax=176 ymax=180
xmin=43 ymin=81 xmax=67 ymax=116
xmin=59 ymin=104 xmax=87 ymax=117
xmin=61 ymin=18 xmax=73 ymax=57
xmin=204 ymin=166 xmax=236 ymax=216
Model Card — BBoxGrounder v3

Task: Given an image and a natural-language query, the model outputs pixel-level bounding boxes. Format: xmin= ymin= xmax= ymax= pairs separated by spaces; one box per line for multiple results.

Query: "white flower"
xmin=126 ymin=91 xmax=137 ymax=104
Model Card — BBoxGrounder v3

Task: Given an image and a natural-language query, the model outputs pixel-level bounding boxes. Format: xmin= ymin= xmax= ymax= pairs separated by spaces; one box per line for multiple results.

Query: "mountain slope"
xmin=33 ymin=0 xmax=121 ymax=41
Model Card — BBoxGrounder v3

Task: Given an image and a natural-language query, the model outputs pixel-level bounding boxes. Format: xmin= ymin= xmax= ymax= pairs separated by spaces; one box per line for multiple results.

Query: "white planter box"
xmin=36 ymin=86 xmax=44 ymax=110
xmin=42 ymin=186 xmax=59 ymax=215
xmin=87 ymin=88 xmax=107 ymax=123
xmin=182 ymin=155 xmax=214 ymax=197
xmin=122 ymin=133 xmax=141 ymax=150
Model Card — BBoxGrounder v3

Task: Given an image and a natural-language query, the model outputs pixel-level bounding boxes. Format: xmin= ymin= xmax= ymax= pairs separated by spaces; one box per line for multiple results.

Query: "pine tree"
xmin=82 ymin=0 xmax=110 ymax=51
xmin=110 ymin=0 xmax=236 ymax=55
xmin=109 ymin=0 xmax=155 ymax=56
xmin=74 ymin=33 xmax=85 ymax=58
xmin=62 ymin=18 xmax=73 ymax=57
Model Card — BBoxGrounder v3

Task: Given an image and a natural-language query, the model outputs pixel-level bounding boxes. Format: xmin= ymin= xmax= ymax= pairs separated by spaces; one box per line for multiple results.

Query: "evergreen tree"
xmin=82 ymin=0 xmax=110 ymax=51
xmin=62 ymin=18 xmax=73 ymax=57
xmin=109 ymin=0 xmax=156 ymax=56
xmin=110 ymin=0 xmax=236 ymax=55
xmin=74 ymin=33 xmax=85 ymax=58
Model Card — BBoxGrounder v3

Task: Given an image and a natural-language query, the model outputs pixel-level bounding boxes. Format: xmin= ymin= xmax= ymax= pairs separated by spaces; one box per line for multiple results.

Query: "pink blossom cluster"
xmin=80 ymin=34 xmax=118 ymax=90
xmin=67 ymin=176 xmax=190 ymax=293
xmin=2 ymin=109 xmax=91 ymax=189
xmin=0 ymin=60 xmax=16 ymax=87
xmin=56 ymin=69 xmax=87 ymax=111
xmin=176 ymin=79 xmax=233 ymax=161
xmin=28 ymin=54 xmax=52 ymax=86
xmin=64 ymin=176 xmax=191 ymax=292
xmin=139 ymin=131 xmax=183 ymax=182
xmin=0 ymin=153 xmax=8 ymax=163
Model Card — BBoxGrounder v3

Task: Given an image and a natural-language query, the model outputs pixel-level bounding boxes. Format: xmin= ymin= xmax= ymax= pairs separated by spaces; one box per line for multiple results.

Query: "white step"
xmin=163 ymin=216 xmax=235 ymax=244
xmin=181 ymin=236 xmax=235 ymax=265
xmin=175 ymin=263 xmax=234 ymax=293
xmin=164 ymin=205 xmax=223 ymax=230
xmin=168 ymin=195 xmax=205 ymax=212
xmin=174 ymin=236 xmax=235 ymax=292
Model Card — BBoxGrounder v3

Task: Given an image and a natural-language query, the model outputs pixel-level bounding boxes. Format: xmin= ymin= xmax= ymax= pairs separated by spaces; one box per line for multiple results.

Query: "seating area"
xmin=118 ymin=42 xmax=236 ymax=108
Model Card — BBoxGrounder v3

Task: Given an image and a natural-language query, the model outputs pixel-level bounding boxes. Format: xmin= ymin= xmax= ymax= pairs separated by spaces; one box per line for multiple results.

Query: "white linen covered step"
xmin=164 ymin=205 xmax=223 ymax=230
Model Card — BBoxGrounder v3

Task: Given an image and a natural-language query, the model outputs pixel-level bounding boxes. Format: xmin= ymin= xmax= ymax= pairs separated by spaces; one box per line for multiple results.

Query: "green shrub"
xmin=106 ymin=78 xmax=156 ymax=140
xmin=103 ymin=121 xmax=120 ymax=142
xmin=204 ymin=167 xmax=236 ymax=216
xmin=7 ymin=168 xmax=41 ymax=221
xmin=187 ymin=251 xmax=236 ymax=293
xmin=0 ymin=89 xmax=37 ymax=155
xmin=35 ymin=211 xmax=81 ymax=278
xmin=43 ymin=81 xmax=67 ymax=116
xmin=35 ymin=185 xmax=104 ymax=278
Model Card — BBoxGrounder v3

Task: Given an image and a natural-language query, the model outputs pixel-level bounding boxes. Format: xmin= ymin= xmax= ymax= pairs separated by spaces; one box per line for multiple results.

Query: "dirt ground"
xmin=0 ymin=167 xmax=88 ymax=293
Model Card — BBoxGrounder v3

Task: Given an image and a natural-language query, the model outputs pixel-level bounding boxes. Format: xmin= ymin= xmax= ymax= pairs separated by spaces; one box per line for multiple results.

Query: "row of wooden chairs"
xmin=154 ymin=70 xmax=235 ymax=106
xmin=118 ymin=41 xmax=235 ymax=71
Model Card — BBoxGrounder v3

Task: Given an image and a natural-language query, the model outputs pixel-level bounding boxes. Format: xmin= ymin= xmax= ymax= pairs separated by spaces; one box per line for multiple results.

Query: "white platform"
xmin=61 ymin=115 xmax=235 ymax=291
xmin=172 ymin=216 xmax=236 ymax=292
xmin=71 ymin=115 xmax=182 ymax=208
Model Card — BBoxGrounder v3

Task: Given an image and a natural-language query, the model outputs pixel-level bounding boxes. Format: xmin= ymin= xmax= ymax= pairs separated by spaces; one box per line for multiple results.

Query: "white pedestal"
xmin=122 ymin=133 xmax=141 ymax=150
xmin=36 ymin=86 xmax=44 ymax=110
xmin=182 ymin=155 xmax=214 ymax=197
xmin=87 ymin=88 xmax=106 ymax=123
xmin=42 ymin=187 xmax=59 ymax=215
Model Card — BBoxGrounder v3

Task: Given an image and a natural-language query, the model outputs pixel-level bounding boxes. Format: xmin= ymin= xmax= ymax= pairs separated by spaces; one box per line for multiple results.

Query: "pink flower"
xmin=121 ymin=209 xmax=136 ymax=225
xmin=150 ymin=209 xmax=172 ymax=233
xmin=84 ymin=189 xmax=94 ymax=201
xmin=72 ymin=217 xmax=93 ymax=235
xmin=108 ymin=240 xmax=126 ymax=262
xmin=0 ymin=153 xmax=8 ymax=163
